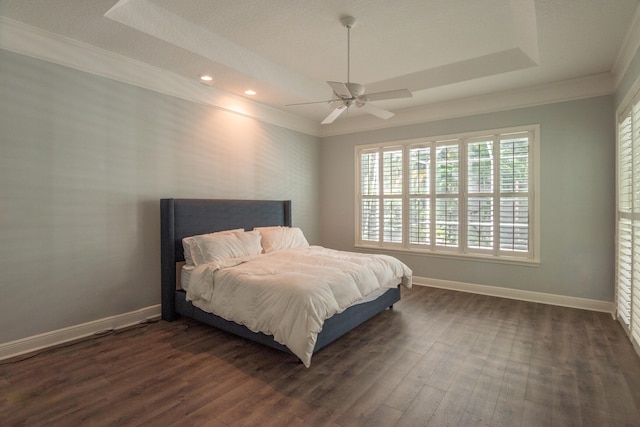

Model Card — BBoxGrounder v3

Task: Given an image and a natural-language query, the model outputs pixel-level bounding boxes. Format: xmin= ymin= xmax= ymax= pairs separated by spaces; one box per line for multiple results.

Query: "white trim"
xmin=354 ymin=124 xmax=540 ymax=264
xmin=0 ymin=305 xmax=161 ymax=361
xmin=321 ymin=73 xmax=614 ymax=137
xmin=616 ymin=72 xmax=640 ymax=118
xmin=413 ymin=276 xmax=615 ymax=314
xmin=0 ymin=16 xmax=619 ymax=138
xmin=0 ymin=281 xmax=615 ymax=361
xmin=613 ymin=3 xmax=640 ymax=89
xmin=0 ymin=17 xmax=321 ymax=137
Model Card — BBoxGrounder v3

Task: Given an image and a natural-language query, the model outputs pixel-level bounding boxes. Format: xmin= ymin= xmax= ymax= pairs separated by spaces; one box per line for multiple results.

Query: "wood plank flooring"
xmin=2 ymin=286 xmax=640 ymax=426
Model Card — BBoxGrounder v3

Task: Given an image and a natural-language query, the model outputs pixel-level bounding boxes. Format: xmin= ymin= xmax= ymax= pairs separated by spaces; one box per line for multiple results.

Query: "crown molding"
xmin=0 ymin=17 xmax=321 ymax=137
xmin=0 ymin=16 xmax=619 ymax=139
xmin=612 ymin=3 xmax=640 ymax=89
xmin=321 ymin=73 xmax=614 ymax=137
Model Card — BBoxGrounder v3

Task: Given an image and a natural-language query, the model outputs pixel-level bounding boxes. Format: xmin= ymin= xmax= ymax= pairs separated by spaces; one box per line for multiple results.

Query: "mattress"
xmin=181 ymin=263 xmax=389 ymax=305
xmin=181 ymin=264 xmax=195 ymax=291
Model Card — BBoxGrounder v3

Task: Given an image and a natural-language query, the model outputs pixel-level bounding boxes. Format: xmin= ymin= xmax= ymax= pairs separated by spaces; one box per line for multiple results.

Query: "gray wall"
xmin=2 ymin=38 xmax=632 ymax=346
xmin=0 ymin=50 xmax=321 ymax=344
xmin=320 ymin=96 xmax=615 ymax=301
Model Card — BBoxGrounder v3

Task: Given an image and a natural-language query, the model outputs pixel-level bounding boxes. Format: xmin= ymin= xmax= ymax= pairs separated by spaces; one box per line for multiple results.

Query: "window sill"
xmin=354 ymin=243 xmax=540 ymax=267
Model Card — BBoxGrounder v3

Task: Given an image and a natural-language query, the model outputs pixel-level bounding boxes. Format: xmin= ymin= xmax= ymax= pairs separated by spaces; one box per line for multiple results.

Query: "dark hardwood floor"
xmin=2 ymin=286 xmax=640 ymax=426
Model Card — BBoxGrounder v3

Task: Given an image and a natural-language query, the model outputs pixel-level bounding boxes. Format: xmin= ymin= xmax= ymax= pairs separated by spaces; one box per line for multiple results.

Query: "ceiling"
xmin=1 ymin=0 xmax=639 ymax=135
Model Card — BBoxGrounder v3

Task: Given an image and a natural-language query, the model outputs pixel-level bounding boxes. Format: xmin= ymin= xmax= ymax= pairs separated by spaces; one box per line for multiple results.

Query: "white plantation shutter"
xmin=618 ymin=220 xmax=632 ymax=326
xmin=360 ymin=151 xmax=379 ymax=242
xmin=633 ymin=221 xmax=640 ymax=345
xmin=356 ymin=125 xmax=537 ymax=263
xmin=435 ymin=143 xmax=460 ymax=248
xmin=467 ymin=140 xmax=494 ymax=250
xmin=384 ymin=199 xmax=403 ymax=243
xmin=499 ymin=136 xmax=530 ymax=253
xmin=618 ymin=114 xmax=632 ymax=328
xmin=633 ymin=102 xmax=640 ymax=347
xmin=383 ymin=149 xmax=403 ymax=243
xmin=616 ymin=94 xmax=640 ymax=349
xmin=409 ymin=146 xmax=430 ymax=246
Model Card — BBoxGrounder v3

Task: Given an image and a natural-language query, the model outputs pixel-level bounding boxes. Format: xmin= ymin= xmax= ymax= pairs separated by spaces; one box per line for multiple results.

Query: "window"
xmin=356 ymin=125 xmax=539 ymax=263
xmin=616 ymin=90 xmax=640 ymax=351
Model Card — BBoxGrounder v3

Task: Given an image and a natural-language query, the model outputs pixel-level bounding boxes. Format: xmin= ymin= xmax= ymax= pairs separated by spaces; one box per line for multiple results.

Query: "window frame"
xmin=354 ymin=125 xmax=540 ymax=266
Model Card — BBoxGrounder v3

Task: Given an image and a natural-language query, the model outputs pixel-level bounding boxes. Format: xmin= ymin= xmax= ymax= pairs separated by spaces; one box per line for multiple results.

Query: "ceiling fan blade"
xmin=321 ymin=105 xmax=347 ymax=124
xmin=285 ymin=99 xmax=335 ymax=106
xmin=363 ymin=89 xmax=412 ymax=102
xmin=360 ymin=103 xmax=394 ymax=120
xmin=327 ymin=81 xmax=353 ymax=98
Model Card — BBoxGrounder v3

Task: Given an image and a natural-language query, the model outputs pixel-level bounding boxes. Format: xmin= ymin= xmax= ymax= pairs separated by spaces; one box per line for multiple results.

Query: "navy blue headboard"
xmin=160 ymin=199 xmax=292 ymax=320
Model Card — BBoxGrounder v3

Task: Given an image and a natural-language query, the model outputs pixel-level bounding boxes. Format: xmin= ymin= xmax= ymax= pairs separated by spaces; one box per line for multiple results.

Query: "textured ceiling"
xmin=1 ymin=0 xmax=638 ymax=129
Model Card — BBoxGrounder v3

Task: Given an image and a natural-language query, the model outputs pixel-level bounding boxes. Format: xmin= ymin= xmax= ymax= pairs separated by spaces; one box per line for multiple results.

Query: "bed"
xmin=160 ymin=198 xmax=411 ymax=366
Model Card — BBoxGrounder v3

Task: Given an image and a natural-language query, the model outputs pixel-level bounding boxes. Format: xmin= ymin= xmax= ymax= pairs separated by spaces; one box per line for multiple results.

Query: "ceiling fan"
xmin=287 ymin=15 xmax=412 ymax=124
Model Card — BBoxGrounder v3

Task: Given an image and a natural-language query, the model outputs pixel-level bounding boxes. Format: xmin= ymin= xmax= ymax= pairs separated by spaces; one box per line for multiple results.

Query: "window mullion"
xmin=429 ymin=143 xmax=438 ymax=251
xmin=378 ymin=148 xmax=384 ymax=246
xmin=460 ymin=139 xmax=468 ymax=254
xmin=403 ymin=145 xmax=409 ymax=249
xmin=493 ymin=136 xmax=500 ymax=257
xmin=529 ymin=130 xmax=536 ymax=260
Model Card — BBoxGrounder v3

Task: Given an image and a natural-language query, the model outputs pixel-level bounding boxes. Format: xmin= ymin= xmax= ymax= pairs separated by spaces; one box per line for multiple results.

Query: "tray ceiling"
xmin=1 ymin=0 xmax=638 ymax=134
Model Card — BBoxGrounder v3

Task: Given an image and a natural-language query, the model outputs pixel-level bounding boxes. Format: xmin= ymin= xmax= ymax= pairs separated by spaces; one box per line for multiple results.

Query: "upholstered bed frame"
xmin=160 ymin=198 xmax=400 ymax=358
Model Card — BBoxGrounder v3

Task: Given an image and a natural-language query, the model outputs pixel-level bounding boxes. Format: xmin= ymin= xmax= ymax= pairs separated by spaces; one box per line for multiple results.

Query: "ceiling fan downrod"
xmin=340 ymin=15 xmax=356 ymax=84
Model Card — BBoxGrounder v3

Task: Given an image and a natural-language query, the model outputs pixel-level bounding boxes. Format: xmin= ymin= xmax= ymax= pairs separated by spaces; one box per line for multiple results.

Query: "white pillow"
xmin=198 ymin=230 xmax=263 ymax=263
xmin=255 ymin=226 xmax=309 ymax=253
xmin=182 ymin=228 xmax=244 ymax=265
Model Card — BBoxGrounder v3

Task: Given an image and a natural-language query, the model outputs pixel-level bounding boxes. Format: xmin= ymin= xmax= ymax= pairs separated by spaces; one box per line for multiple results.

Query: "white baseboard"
xmin=413 ymin=276 xmax=615 ymax=314
xmin=0 ymin=305 xmax=161 ymax=361
xmin=0 ymin=279 xmax=615 ymax=361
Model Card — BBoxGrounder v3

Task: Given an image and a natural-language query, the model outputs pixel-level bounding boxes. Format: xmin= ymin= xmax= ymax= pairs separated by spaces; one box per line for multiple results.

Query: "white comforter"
xmin=186 ymin=246 xmax=412 ymax=367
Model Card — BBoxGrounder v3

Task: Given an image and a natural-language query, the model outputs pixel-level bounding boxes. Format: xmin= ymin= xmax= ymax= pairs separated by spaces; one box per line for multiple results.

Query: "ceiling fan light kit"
xmin=287 ymin=15 xmax=412 ymax=124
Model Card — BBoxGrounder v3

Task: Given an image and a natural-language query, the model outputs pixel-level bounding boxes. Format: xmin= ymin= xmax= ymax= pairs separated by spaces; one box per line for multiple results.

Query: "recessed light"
xmin=244 ymin=89 xmax=257 ymax=96
xmin=200 ymin=74 xmax=213 ymax=82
